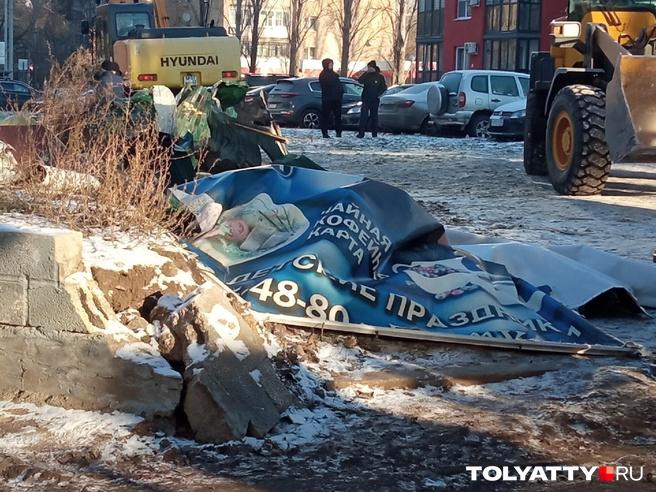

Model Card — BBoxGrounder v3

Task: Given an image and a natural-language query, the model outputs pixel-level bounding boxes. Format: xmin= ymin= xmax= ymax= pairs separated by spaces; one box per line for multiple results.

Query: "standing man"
xmin=319 ymin=58 xmax=343 ymax=138
xmin=357 ymin=61 xmax=387 ymax=138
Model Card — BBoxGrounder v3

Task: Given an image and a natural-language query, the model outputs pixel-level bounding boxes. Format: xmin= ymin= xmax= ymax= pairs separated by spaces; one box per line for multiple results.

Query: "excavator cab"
xmin=85 ymin=0 xmax=241 ymax=90
xmin=94 ymin=2 xmax=156 ymax=63
xmin=524 ymin=0 xmax=656 ymax=195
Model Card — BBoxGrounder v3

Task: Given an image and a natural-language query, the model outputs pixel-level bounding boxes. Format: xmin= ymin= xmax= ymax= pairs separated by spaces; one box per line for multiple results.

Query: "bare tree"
xmin=224 ymin=0 xmax=281 ymax=72
xmin=381 ymin=0 xmax=416 ymax=84
xmin=287 ymin=0 xmax=323 ymax=76
xmin=330 ymin=0 xmax=378 ymax=76
xmin=247 ymin=0 xmax=265 ymax=72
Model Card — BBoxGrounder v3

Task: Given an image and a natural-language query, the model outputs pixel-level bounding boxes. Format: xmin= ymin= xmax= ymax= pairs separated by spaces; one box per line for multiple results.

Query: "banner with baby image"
xmin=173 ymin=166 xmax=630 ymax=354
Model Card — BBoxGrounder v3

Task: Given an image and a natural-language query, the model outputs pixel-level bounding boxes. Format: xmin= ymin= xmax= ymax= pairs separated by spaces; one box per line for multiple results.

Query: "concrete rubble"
xmin=0 ymin=223 xmax=297 ymax=441
xmin=151 ymin=283 xmax=299 ymax=442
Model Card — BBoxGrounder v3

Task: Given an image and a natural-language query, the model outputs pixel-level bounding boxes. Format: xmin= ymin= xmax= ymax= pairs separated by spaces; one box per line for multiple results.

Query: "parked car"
xmin=245 ymin=74 xmax=294 ymax=87
xmin=244 ymin=83 xmax=276 ymax=104
xmin=342 ymin=84 xmax=418 ymax=129
xmin=431 ymin=70 xmax=529 ymax=137
xmin=377 ymin=82 xmax=442 ymax=133
xmin=267 ymin=77 xmax=363 ymax=129
xmin=383 ymin=84 xmax=413 ymax=96
xmin=488 ymin=99 xmax=526 ymax=140
xmin=0 ymin=80 xmax=37 ymax=110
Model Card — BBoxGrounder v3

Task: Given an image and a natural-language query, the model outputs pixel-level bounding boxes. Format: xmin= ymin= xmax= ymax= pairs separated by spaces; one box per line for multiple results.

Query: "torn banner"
xmin=174 ymin=166 xmax=629 ymax=353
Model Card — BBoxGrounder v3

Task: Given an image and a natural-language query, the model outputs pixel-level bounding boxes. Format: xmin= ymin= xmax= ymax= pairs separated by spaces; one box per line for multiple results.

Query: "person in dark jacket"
xmin=357 ymin=60 xmax=387 ymax=137
xmin=318 ymin=58 xmax=343 ymax=138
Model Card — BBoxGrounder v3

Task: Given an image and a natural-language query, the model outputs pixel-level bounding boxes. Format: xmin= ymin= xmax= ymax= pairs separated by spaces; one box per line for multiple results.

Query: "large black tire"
xmin=300 ymin=108 xmax=321 ymax=129
xmin=523 ymin=92 xmax=548 ymax=175
xmin=466 ymin=112 xmax=491 ymax=138
xmin=546 ymin=85 xmax=611 ymax=195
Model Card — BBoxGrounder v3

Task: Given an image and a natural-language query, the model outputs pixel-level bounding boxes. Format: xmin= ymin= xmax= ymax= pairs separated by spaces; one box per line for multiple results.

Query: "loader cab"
xmin=569 ymin=0 xmax=656 ymax=21
xmin=94 ymin=3 xmax=155 ymax=62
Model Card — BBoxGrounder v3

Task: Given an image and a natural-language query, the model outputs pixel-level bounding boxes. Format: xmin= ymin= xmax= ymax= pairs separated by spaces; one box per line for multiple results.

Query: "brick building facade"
xmin=415 ymin=0 xmax=568 ymax=82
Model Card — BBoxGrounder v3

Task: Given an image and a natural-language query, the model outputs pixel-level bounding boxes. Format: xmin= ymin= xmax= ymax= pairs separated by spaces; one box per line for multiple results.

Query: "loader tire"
xmin=546 ymin=85 xmax=611 ymax=195
xmin=523 ymin=92 xmax=548 ymax=176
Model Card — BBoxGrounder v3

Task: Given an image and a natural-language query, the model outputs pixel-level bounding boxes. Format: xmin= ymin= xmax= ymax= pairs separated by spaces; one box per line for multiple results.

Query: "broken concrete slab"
xmin=156 ymin=282 xmax=299 ymax=442
xmin=0 ymin=325 xmax=182 ymax=419
xmin=184 ymin=352 xmax=282 ymax=442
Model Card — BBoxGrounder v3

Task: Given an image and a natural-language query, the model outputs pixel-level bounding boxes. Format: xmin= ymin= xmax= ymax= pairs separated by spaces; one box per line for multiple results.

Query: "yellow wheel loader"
xmin=524 ymin=0 xmax=656 ymax=195
xmin=84 ymin=0 xmax=241 ymax=91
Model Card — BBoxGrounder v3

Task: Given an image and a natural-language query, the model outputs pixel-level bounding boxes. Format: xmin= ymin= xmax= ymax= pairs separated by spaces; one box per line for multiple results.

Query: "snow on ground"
xmin=1 ymin=130 xmax=655 ymax=490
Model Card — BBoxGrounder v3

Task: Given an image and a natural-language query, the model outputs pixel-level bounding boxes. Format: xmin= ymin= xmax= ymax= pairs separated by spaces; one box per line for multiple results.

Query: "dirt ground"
xmin=1 ymin=129 xmax=656 ymax=492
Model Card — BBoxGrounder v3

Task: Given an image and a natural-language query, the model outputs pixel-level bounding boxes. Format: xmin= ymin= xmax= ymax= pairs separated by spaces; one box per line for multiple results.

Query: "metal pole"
xmin=4 ymin=0 xmax=14 ymax=79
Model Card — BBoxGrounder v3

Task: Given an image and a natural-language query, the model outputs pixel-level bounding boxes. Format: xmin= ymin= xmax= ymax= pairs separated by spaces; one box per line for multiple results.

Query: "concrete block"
xmin=0 ymin=326 xmax=182 ymax=419
xmin=0 ymin=227 xmax=83 ymax=283
xmin=0 ymin=276 xmax=27 ymax=325
xmin=184 ymin=351 xmax=282 ymax=443
xmin=251 ymin=360 xmax=300 ymax=413
xmin=27 ymin=281 xmax=90 ymax=333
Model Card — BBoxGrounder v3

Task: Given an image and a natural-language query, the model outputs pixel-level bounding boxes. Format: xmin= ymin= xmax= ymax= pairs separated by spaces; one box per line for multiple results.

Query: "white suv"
xmin=431 ymin=70 xmax=529 ymax=137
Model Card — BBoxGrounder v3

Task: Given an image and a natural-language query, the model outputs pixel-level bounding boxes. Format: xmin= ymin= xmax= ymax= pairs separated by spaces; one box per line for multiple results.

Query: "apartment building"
xmin=416 ymin=0 xmax=568 ymax=82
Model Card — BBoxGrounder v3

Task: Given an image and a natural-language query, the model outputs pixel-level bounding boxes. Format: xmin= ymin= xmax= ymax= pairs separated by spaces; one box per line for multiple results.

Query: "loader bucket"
xmin=606 ymin=55 xmax=656 ymax=163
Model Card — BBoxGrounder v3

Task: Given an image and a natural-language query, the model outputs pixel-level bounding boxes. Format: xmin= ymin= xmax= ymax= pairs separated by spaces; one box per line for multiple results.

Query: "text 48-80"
xmin=249 ymin=279 xmax=350 ymax=323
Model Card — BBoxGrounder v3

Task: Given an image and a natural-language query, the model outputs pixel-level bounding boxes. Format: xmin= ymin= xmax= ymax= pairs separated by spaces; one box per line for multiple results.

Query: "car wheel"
xmin=467 ymin=113 xmax=491 ymax=138
xmin=419 ymin=117 xmax=430 ymax=135
xmin=300 ymin=109 xmax=321 ymax=129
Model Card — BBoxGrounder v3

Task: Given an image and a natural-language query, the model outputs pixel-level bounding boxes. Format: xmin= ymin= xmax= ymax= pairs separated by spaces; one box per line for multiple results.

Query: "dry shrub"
xmin=3 ymin=50 xmax=184 ymax=236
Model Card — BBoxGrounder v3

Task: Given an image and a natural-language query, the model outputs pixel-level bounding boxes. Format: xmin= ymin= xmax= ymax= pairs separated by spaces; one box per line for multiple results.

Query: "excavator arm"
xmin=151 ymin=0 xmax=170 ymax=27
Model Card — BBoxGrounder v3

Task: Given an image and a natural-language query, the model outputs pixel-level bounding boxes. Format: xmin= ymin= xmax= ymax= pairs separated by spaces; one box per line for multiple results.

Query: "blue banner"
xmin=175 ymin=165 xmax=625 ymax=350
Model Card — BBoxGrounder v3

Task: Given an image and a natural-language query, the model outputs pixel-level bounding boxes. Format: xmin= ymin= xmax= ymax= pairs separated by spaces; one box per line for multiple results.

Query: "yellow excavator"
xmin=524 ymin=0 xmax=656 ymax=195
xmin=84 ymin=0 xmax=241 ymax=90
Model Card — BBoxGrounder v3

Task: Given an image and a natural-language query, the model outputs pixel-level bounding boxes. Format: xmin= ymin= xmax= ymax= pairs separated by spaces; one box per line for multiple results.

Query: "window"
xmin=342 ymin=83 xmax=363 ymax=96
xmin=484 ymin=38 xmax=538 ymax=72
xmin=257 ymin=43 xmax=289 ymax=58
xmin=115 ymin=12 xmax=152 ymax=37
xmin=457 ymin=0 xmax=471 ymax=18
xmin=307 ymin=16 xmax=317 ymax=30
xmin=486 ymin=0 xmax=541 ymax=34
xmin=491 ymin=75 xmax=519 ymax=96
xmin=471 ymin=75 xmax=489 ymax=93
xmin=304 ymin=47 xmax=316 ymax=59
xmin=455 ymin=47 xmax=467 ymax=70
xmin=264 ymin=10 xmax=288 ymax=27
xmin=417 ymin=0 xmax=445 ymax=37
xmin=12 ymin=83 xmax=31 ymax=94
xmin=309 ymin=81 xmax=321 ymax=92
xmin=416 ymin=42 xmax=443 ymax=81
xmin=518 ymin=76 xmax=529 ymax=95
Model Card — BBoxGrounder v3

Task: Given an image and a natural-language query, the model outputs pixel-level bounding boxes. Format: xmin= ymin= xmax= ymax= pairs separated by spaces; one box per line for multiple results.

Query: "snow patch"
xmin=269 ymin=406 xmax=343 ymax=450
xmin=205 ymin=304 xmax=250 ymax=361
xmin=83 ymin=235 xmax=171 ymax=272
xmin=115 ymin=343 xmax=181 ymax=379
xmin=0 ymin=401 xmax=149 ymax=463
xmin=249 ymin=369 xmax=263 ymax=386
xmin=187 ymin=342 xmax=211 ymax=364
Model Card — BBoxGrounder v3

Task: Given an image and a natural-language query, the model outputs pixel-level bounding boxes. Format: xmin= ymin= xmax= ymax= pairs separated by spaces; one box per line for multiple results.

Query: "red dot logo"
xmin=599 ymin=466 xmax=615 ymax=482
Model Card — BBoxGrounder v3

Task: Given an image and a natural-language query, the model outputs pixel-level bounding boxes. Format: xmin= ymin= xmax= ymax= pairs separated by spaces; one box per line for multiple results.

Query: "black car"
xmin=244 ymin=84 xmax=276 ymax=104
xmin=0 ymin=80 xmax=36 ymax=110
xmin=488 ymin=99 xmax=526 ymax=140
xmin=245 ymin=74 xmax=295 ymax=87
xmin=267 ymin=77 xmax=363 ymax=129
